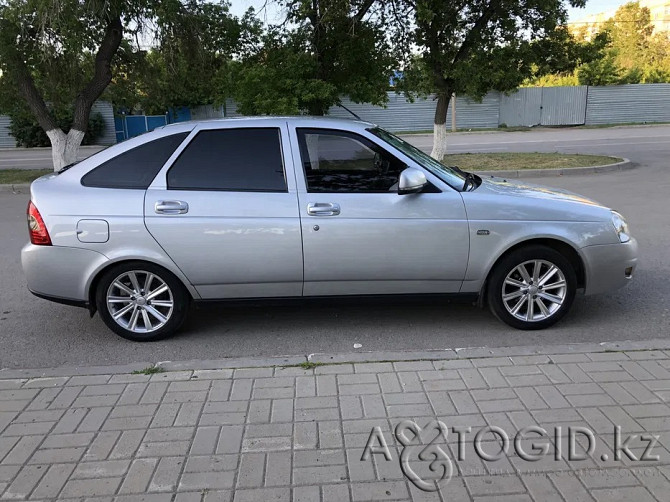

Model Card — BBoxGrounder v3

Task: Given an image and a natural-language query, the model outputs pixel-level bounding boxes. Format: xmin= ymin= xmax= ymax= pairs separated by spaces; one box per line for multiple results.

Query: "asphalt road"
xmin=0 ymin=125 xmax=669 ymax=370
xmin=0 ymin=146 xmax=106 ymax=171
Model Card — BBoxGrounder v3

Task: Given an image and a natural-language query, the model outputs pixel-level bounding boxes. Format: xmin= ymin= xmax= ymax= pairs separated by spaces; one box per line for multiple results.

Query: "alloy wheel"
xmin=106 ymin=270 xmax=174 ymax=333
xmin=501 ymin=259 xmax=567 ymax=322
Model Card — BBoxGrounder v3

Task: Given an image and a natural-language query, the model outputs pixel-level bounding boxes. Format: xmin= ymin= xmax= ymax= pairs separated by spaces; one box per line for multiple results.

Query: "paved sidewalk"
xmin=2 ymin=346 xmax=670 ymax=501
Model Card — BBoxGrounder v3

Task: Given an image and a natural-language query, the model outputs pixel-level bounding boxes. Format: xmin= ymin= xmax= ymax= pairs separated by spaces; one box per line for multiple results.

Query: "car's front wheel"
xmin=96 ymin=262 xmax=190 ymax=341
xmin=487 ymin=245 xmax=577 ymax=330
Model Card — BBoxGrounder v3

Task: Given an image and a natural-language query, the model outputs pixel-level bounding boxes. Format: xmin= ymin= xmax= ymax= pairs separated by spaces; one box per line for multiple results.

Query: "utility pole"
xmin=451 ymin=93 xmax=457 ymax=132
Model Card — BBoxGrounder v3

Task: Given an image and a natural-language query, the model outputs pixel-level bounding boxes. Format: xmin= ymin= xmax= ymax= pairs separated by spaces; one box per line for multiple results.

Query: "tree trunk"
xmin=7 ymin=15 xmax=122 ymax=171
xmin=46 ymin=129 xmax=85 ymax=171
xmin=431 ymin=93 xmax=451 ymax=161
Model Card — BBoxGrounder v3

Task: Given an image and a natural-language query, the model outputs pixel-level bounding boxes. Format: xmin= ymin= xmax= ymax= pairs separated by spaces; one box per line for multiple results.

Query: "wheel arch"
xmin=86 ymin=258 xmax=196 ymax=316
xmin=479 ymin=238 xmax=586 ymax=306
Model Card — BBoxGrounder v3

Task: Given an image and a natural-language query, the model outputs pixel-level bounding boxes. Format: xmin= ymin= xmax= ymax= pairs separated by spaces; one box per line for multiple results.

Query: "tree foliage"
xmin=226 ymin=0 xmax=399 ymax=116
xmin=106 ymin=2 xmax=254 ymax=115
xmin=0 ymin=0 xmax=129 ymax=131
xmin=531 ymin=1 xmax=670 ymax=86
xmin=0 ymin=0 xmax=252 ymax=168
xmin=9 ymin=109 xmax=105 ymax=147
xmin=394 ymin=0 xmax=586 ymax=158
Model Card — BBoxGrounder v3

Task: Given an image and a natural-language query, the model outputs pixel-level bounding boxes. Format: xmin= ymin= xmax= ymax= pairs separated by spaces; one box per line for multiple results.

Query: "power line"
xmin=566 ymin=18 xmax=670 ymax=24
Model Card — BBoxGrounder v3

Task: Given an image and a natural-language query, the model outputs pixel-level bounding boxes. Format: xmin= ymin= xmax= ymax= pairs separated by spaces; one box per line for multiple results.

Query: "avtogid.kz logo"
xmin=362 ymin=420 xmax=453 ymax=492
xmin=362 ymin=420 xmax=660 ymax=492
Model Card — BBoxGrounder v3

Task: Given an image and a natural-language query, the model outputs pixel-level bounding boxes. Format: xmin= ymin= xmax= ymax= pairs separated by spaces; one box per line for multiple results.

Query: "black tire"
xmin=96 ymin=261 xmax=190 ymax=341
xmin=486 ymin=245 xmax=577 ymax=330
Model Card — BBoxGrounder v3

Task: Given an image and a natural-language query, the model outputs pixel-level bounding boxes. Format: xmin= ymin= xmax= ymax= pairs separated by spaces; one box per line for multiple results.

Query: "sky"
xmin=228 ymin=0 xmax=629 ymax=23
xmin=229 ymin=0 xmax=284 ymax=23
xmin=566 ymin=0 xmax=627 ymax=21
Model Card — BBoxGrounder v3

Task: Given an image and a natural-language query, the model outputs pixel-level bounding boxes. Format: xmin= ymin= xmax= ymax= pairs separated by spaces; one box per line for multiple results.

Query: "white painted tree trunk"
xmin=46 ymin=129 xmax=85 ymax=171
xmin=305 ymin=133 xmax=320 ymax=170
xmin=430 ymin=123 xmax=449 ymax=162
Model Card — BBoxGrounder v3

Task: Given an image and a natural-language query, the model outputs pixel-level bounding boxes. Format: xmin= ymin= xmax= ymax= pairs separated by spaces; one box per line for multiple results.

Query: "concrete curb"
xmin=2 ymin=337 xmax=670 ymax=379
xmin=476 ymin=158 xmax=634 ymax=179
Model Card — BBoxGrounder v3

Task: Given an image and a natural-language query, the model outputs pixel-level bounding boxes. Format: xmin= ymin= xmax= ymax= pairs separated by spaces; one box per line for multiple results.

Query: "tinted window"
xmin=297 ymin=129 xmax=405 ymax=193
xmin=369 ymin=127 xmax=465 ymax=190
xmin=82 ymin=133 xmax=188 ymax=189
xmin=167 ymin=128 xmax=286 ymax=191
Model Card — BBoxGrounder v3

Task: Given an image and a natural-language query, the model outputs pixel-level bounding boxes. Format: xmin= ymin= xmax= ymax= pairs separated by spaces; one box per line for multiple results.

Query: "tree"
xmin=545 ymin=1 xmax=670 ymax=86
xmin=0 ymin=0 xmax=245 ymax=170
xmin=397 ymin=0 xmax=585 ymax=160
xmin=524 ymin=29 xmax=610 ymax=86
xmin=601 ymin=2 xmax=670 ymax=83
xmin=107 ymin=2 xmax=252 ymax=116
xmin=0 ymin=0 xmax=131 ymax=170
xmin=603 ymin=1 xmax=653 ymax=71
xmin=226 ymin=0 xmax=399 ymax=116
xmin=577 ymin=51 xmax=622 ymax=85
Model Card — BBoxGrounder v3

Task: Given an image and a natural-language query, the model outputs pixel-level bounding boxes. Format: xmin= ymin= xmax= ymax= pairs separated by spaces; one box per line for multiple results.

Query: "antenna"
xmin=336 ymin=103 xmax=361 ymax=120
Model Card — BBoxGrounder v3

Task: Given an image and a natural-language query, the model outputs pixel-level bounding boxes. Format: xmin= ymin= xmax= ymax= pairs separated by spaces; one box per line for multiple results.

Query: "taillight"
xmin=27 ymin=201 xmax=51 ymax=246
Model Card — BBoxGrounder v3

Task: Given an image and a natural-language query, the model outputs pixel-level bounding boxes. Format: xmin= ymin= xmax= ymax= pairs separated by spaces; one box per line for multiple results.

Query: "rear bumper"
xmin=581 ymin=238 xmax=638 ymax=296
xmin=29 ymin=290 xmax=89 ymax=309
xmin=21 ymin=244 xmax=109 ymax=304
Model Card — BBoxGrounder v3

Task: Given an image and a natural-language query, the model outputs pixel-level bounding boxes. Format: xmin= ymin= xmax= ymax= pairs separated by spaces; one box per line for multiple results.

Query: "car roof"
xmin=162 ymin=115 xmax=375 ymax=130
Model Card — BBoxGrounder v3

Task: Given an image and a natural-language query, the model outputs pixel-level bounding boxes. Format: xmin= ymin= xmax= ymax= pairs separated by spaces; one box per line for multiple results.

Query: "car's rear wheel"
xmin=487 ymin=245 xmax=577 ymax=330
xmin=96 ymin=262 xmax=189 ymax=341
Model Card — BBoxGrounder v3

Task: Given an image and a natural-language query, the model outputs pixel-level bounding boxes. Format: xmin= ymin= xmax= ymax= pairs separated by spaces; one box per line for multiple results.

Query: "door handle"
xmin=307 ymin=202 xmax=340 ymax=216
xmin=155 ymin=200 xmax=189 ymax=215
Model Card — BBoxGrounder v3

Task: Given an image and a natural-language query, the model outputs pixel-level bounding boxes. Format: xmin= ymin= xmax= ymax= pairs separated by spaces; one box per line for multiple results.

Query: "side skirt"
xmin=193 ymin=292 xmax=480 ymax=308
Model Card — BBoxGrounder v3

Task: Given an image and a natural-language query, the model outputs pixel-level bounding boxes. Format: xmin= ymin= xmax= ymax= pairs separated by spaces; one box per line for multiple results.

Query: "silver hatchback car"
xmin=22 ymin=117 xmax=637 ymax=341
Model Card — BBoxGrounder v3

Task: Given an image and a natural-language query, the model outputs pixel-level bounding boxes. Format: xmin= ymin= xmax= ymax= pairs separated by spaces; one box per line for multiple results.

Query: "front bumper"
xmin=581 ymin=238 xmax=638 ymax=296
xmin=21 ymin=244 xmax=109 ymax=304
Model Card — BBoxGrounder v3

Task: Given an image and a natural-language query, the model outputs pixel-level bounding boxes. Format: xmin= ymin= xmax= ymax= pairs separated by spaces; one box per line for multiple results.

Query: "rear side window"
xmin=167 ymin=128 xmax=287 ymax=192
xmin=81 ymin=133 xmax=189 ymax=189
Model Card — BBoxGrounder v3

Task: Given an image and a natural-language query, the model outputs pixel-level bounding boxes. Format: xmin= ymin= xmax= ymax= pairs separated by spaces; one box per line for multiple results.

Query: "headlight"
xmin=611 ymin=210 xmax=630 ymax=243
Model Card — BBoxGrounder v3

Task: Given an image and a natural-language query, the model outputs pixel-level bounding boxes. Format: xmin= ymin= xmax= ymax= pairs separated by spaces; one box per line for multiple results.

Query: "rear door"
xmin=144 ymin=121 xmax=303 ymax=299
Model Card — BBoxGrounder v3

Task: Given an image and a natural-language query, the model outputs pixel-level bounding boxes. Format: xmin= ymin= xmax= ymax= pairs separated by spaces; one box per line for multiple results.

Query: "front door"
xmin=145 ymin=123 xmax=303 ymax=299
xmin=291 ymin=127 xmax=470 ymax=296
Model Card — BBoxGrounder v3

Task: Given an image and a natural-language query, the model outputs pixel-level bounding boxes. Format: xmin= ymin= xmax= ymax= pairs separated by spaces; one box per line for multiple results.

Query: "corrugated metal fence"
xmin=499 ymin=88 xmax=542 ymax=127
xmin=327 ymin=93 xmax=501 ymax=131
xmin=585 ymin=84 xmax=670 ymax=125
xmin=1 ymin=85 xmax=670 ymax=148
xmin=0 ymin=115 xmax=12 ymax=148
xmin=91 ymin=101 xmax=116 ymax=145
xmin=219 ymin=84 xmax=670 ymax=131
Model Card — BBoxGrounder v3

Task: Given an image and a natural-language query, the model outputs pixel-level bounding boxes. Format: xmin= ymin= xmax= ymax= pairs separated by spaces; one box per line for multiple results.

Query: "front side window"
xmin=167 ymin=128 xmax=286 ymax=191
xmin=369 ymin=127 xmax=466 ymax=190
xmin=297 ymin=128 xmax=406 ymax=193
xmin=81 ymin=133 xmax=189 ymax=189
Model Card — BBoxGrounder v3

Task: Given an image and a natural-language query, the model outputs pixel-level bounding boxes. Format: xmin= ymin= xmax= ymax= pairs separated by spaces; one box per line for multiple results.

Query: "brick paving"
xmin=2 ymin=348 xmax=670 ymax=501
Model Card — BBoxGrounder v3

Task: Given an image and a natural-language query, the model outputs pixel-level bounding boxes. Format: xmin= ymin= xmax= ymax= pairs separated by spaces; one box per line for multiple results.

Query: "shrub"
xmin=8 ymin=108 xmax=105 ymax=147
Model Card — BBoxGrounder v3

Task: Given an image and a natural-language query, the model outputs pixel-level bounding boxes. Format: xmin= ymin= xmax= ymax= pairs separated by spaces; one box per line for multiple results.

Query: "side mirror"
xmin=398 ymin=168 xmax=427 ymax=195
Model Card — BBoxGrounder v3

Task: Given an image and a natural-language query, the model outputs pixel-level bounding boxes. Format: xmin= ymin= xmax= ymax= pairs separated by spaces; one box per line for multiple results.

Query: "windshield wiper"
xmin=463 ymin=172 xmax=478 ymax=191
xmin=447 ymin=164 xmax=477 ymax=191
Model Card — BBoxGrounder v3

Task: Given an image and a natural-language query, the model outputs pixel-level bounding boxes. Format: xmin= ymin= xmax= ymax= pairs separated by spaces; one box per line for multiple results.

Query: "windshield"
xmin=369 ymin=127 xmax=467 ymax=190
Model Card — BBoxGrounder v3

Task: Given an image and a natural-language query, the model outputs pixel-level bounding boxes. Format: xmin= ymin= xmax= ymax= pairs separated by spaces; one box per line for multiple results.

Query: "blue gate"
xmin=115 ymin=114 xmax=171 ymax=141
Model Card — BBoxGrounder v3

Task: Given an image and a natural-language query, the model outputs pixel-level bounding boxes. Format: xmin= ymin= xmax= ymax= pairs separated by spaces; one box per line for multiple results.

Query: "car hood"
xmin=476 ymin=176 xmax=606 ymax=207
xmin=461 ymin=176 xmax=613 ymax=222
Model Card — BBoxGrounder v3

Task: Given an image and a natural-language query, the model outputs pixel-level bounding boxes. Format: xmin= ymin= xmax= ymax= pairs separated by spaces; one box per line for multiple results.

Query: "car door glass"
xmin=297 ymin=129 xmax=405 ymax=193
xmin=167 ymin=128 xmax=287 ymax=191
xmin=81 ymin=132 xmax=189 ymax=189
